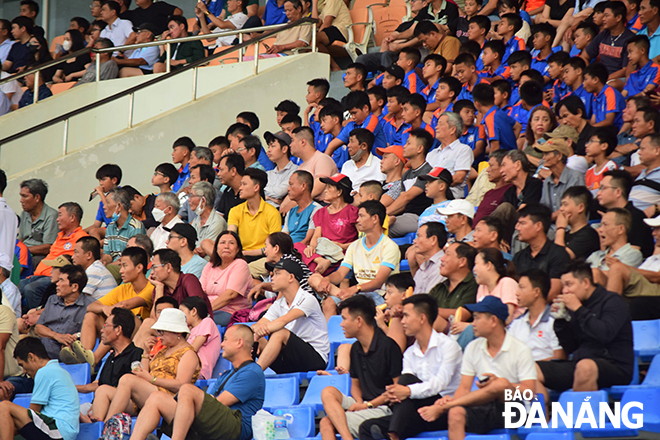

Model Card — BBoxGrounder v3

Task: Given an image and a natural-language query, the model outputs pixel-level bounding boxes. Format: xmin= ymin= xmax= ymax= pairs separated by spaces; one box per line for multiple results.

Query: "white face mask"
xmin=152 ymin=207 xmax=166 ymax=223
xmin=194 ymin=200 xmax=205 ymax=216
xmin=62 ymin=40 xmax=72 ymax=51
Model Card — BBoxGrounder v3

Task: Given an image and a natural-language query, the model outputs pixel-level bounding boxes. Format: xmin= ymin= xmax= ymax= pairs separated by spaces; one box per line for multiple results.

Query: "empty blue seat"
xmin=557 ymin=391 xmax=608 ymax=429
xmin=400 ymin=259 xmax=410 ymax=272
xmin=633 ymin=319 xmax=660 ymax=361
xmin=272 ymin=406 xmax=315 ymax=438
xmin=605 ymin=355 xmax=644 ymax=398
xmin=299 ymin=373 xmax=350 ymax=412
xmin=263 ymin=377 xmax=299 ymax=410
xmin=464 ymin=435 xmax=510 ymax=440
xmin=525 ymin=434 xmax=573 ymax=440
xmin=264 ymin=370 xmax=308 ymax=386
xmin=76 ymin=422 xmax=103 ymax=440
xmin=60 ymin=362 xmax=91 ymax=385
xmin=211 ymin=356 xmax=232 ymax=379
xmin=618 ymin=387 xmax=660 ymax=433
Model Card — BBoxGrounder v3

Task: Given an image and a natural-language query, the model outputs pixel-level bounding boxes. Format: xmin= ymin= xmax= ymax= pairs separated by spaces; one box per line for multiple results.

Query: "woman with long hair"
xmin=180 ymin=296 xmax=222 ymax=380
xmin=53 ymin=29 xmax=91 ymax=83
xmin=523 ymin=106 xmax=558 ymax=168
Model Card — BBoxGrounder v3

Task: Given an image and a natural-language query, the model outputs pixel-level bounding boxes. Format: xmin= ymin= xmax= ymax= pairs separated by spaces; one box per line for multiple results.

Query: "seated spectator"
xmin=197 ymin=0 xmax=248 ymax=47
xmin=190 ymin=181 xmax=227 ymax=258
xmin=150 ymin=192 xmax=183 ymax=250
xmin=589 ymin=208 xmax=644 ymax=281
xmin=415 ymin=296 xmax=536 ymax=437
xmin=154 ymin=16 xmax=204 ymax=73
xmin=72 ymin=236 xmax=117 ymax=300
xmin=74 ymin=247 xmax=154 ymax=367
xmin=2 ymin=17 xmax=32 ymax=74
xmin=439 ymin=200 xmax=476 ymax=245
xmin=358 ymin=295 xmax=462 ymax=440
xmin=582 ymin=62 xmax=626 ymax=128
xmin=32 ymin=265 xmax=93 ymax=361
xmin=427 ymin=113 xmax=473 ymax=198
xmin=429 ymin=242 xmax=478 ymax=332
xmin=0 ymin=254 xmax=20 ymax=318
xmin=253 ymin=260 xmax=330 ymax=372
xmin=473 ymin=151 xmax=513 ymax=225
xmin=556 ymin=95 xmax=596 ymax=158
xmin=17 ymin=178 xmax=58 ymax=266
xmin=320 ymin=295 xmax=403 ymax=440
xmin=130 ymin=324 xmax=264 ymax=440
xmin=200 ymin=231 xmax=253 ymax=326
xmin=86 ymin=18 xmax=107 ymax=47
xmin=180 ymin=296 xmax=221 ymax=380
xmin=85 ymin=164 xmax=122 ymax=240
xmin=537 ymin=263 xmax=634 ymax=395
xmin=282 ymin=170 xmax=321 ymax=245
xmin=19 ymin=202 xmax=87 ymax=312
xmin=91 ymin=308 xmax=200 ymax=421
xmin=309 ymin=201 xmax=400 ymax=319
xmin=376 ymin=145 xmax=406 ymax=208
xmin=629 ymin=133 xmax=660 ymax=214
xmin=171 ymin=136 xmax=194 ymax=193
xmin=341 ymin=129 xmax=386 ymax=194
xmin=555 ymin=186 xmax=600 ymax=260
xmin=473 ymin=83 xmax=520 ymax=153
xmin=166 ymin=224 xmax=207 ymax=278
xmin=114 ymin=22 xmax=160 ymax=77
xmin=215 ymin=153 xmax=247 ymax=219
xmin=413 ymin=21 xmax=461 ymax=70
xmin=521 ymin=104 xmax=558 ymax=166
xmin=299 ymin=174 xmax=358 ymax=274
xmin=99 ymin=0 xmax=137 ymax=47
xmin=72 ymin=38 xmax=119 ymax=87
xmin=311 ymin=0 xmax=351 ymax=71
xmin=406 ymin=222 xmax=447 ymax=295
xmin=18 ymin=71 xmax=52 ymax=108
xmin=501 ymin=149 xmax=543 ymax=209
xmin=262 ymin=0 xmax=288 ymax=26
xmin=585 ymin=127 xmax=618 ymax=194
xmin=373 ymin=273 xmax=413 ymax=353
xmin=0 ymin=338 xmax=79 ymax=440
xmin=52 ymin=29 xmax=91 ymax=83
xmin=623 ymin=105 xmax=660 ymax=178
xmin=264 ymin=131 xmax=298 ymax=208
xmin=265 ymin=0 xmax=313 ymax=55
xmin=102 ymin=188 xmax=146 ymax=264
xmin=128 ymin=0 xmax=183 ymax=34
xmin=387 ymin=130 xmax=434 ymax=237
xmin=538 ymin=138 xmax=587 ymax=217
xmin=512 ymin=203 xmax=571 ymax=301
xmin=471 ymin=216 xmax=507 ymax=252
xmin=0 ymin=297 xmax=28 ymax=401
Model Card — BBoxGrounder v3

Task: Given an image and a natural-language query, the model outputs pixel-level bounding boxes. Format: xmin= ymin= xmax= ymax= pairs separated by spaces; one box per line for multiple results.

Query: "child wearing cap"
xmin=417 ymin=167 xmax=453 ymax=228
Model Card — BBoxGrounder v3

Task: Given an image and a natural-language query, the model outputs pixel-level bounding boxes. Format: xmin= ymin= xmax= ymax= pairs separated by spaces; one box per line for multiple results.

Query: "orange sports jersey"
xmin=363 ymin=114 xmax=379 ymax=132
xmin=34 ymin=227 xmax=89 ymax=277
xmin=15 ymin=240 xmax=29 ymax=269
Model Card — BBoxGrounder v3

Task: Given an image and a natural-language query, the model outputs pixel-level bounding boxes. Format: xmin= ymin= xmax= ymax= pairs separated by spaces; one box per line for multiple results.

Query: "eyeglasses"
xmin=236 ymin=147 xmax=247 ymax=152
xmin=168 ymin=234 xmax=183 ymax=241
xmin=598 ymin=185 xmax=616 ymax=191
xmin=153 ymin=171 xmax=165 ymax=177
xmin=102 ymin=323 xmax=117 ymax=329
xmin=152 ymin=263 xmax=166 ymax=268
xmin=155 ymin=330 xmax=165 ymax=336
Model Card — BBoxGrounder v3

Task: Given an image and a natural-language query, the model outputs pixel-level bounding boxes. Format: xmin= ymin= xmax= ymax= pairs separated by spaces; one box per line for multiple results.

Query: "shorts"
xmin=340 ymin=394 xmax=392 ymax=438
xmin=321 ymin=26 xmax=347 ymax=45
xmin=537 ymin=359 xmax=632 ymax=392
xmin=463 ymin=401 xmax=507 ymax=435
xmin=626 ymin=269 xmax=660 ymax=298
xmin=161 ymin=392 xmax=242 ymax=440
xmin=15 ymin=409 xmax=63 ymax=440
xmin=269 ymin=331 xmax=327 ymax=374
xmin=329 ymin=291 xmax=385 ymax=306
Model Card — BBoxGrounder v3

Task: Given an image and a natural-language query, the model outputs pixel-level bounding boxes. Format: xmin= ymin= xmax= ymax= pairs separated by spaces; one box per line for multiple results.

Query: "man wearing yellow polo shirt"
xmin=227 ymin=168 xmax=282 ymax=265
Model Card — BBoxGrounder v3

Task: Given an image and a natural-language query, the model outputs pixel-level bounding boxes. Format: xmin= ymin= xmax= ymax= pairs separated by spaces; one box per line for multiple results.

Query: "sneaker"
xmin=72 ymin=340 xmax=95 ymax=368
xmin=59 ymin=346 xmax=82 ymax=364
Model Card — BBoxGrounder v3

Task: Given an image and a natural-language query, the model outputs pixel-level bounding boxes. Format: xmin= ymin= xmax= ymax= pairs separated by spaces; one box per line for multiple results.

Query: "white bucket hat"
xmin=151 ymin=308 xmax=189 ymax=334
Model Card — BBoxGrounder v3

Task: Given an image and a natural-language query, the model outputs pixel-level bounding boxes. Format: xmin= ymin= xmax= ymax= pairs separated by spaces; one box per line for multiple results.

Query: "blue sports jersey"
xmin=509 ymin=102 xmax=531 ymax=133
xmin=592 ymin=84 xmax=625 ymax=128
xmin=422 ymin=79 xmax=440 ymax=105
xmin=481 ymin=105 xmax=518 ymax=150
xmin=624 ymin=60 xmax=660 ymax=97
xmin=337 ymin=113 xmax=387 ymax=157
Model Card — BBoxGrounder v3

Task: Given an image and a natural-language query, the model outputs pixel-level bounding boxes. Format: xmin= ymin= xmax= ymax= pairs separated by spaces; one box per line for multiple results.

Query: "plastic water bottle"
xmin=273 ymin=412 xmax=290 ymax=439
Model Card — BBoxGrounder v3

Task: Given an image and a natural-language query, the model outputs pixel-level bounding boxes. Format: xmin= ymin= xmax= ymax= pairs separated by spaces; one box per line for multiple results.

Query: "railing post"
xmin=95 ymin=52 xmax=101 ymax=82
xmin=312 ymin=22 xmax=317 ymax=52
xmin=253 ymin=41 xmax=259 ymax=75
xmin=166 ymin=43 xmax=171 ymax=73
xmin=127 ymin=93 xmax=134 ymax=128
xmin=192 ymin=67 xmax=198 ymax=101
xmin=238 ymin=33 xmax=243 ymax=62
xmin=33 ymin=70 xmax=40 ymax=104
xmin=62 ymin=119 xmax=69 ymax=156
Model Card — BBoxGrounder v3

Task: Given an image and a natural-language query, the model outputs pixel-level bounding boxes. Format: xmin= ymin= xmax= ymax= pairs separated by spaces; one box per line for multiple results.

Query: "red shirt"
xmin=473 ymin=184 xmax=513 ymax=225
xmin=159 ymin=273 xmax=213 ymax=314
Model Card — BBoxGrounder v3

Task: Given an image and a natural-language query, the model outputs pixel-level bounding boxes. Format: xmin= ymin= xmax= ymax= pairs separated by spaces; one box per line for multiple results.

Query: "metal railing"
xmin=0 ymin=18 xmax=317 ymax=150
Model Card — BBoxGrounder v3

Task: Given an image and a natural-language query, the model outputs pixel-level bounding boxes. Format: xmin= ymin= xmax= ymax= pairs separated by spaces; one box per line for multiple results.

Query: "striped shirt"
xmin=103 ymin=214 xmax=146 ymax=261
xmin=84 ymin=260 xmax=118 ymax=300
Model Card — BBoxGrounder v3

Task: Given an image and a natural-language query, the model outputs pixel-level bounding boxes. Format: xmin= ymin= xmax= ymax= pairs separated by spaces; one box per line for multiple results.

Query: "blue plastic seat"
xmin=525 ymin=434 xmax=573 ymax=440
xmin=464 ymin=435 xmax=510 ymax=440
xmin=60 ymin=362 xmax=91 ymax=385
xmin=400 ymin=259 xmax=410 ymax=272
xmin=13 ymin=394 xmax=31 ymax=408
xmin=406 ymin=437 xmax=447 ymax=440
xmin=392 ymin=232 xmax=416 ymax=246
xmin=606 ymin=355 xmax=646 ymax=398
xmin=299 ymin=373 xmax=351 ymax=412
xmin=415 ymin=431 xmax=448 ymax=438
xmin=272 ymin=406 xmax=315 ymax=438
xmin=633 ymin=319 xmax=660 ymax=361
xmin=211 ymin=356 xmax=232 ymax=379
xmin=617 ymin=387 xmax=660 ymax=433
xmin=263 ymin=377 xmax=299 ymax=411
xmin=327 ymin=315 xmax=356 ymax=352
xmin=557 ymin=391 xmax=608 ymax=429
xmin=76 ymin=422 xmax=103 ymax=440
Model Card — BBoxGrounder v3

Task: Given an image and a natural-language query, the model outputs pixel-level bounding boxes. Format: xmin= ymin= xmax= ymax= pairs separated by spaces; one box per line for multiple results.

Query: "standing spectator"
xmin=555 ymin=186 xmax=600 ymax=260
xmin=99 ymin=0 xmax=137 ymax=47
xmin=406 ymin=222 xmax=447 ymax=295
xmin=102 ymin=188 xmax=146 ymax=264
xmin=129 ymin=0 xmax=183 ymax=33
xmin=18 ymin=179 xmax=58 ymax=267
xmin=150 ymin=192 xmax=183 ymax=251
xmin=0 ymin=254 xmax=20 ymax=318
xmin=190 ymin=182 xmax=226 ymax=258
xmin=72 ymin=38 xmax=119 ymax=87
xmin=154 ymin=16 xmax=205 ymax=72
xmin=167 ymin=224 xmax=207 ymax=278
xmin=282 ymin=170 xmax=321 ymax=244
xmin=538 ymin=139 xmax=586 ymax=217
xmin=72 ymin=236 xmax=117 ymax=300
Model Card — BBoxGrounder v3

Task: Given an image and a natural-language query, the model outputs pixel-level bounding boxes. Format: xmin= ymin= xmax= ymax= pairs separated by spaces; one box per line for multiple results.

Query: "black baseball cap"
xmin=133 ymin=22 xmax=159 ymax=35
xmin=264 ymin=131 xmax=292 ymax=146
xmin=273 ymin=259 xmax=305 ymax=282
xmin=170 ymin=223 xmax=197 ymax=246
xmin=385 ymin=65 xmax=405 ymax=81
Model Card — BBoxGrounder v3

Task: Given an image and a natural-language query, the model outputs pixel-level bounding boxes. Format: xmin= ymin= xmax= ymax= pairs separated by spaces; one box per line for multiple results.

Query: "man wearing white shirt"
xmin=0 ymin=170 xmax=16 ymax=272
xmin=100 ymin=0 xmax=137 ymax=49
xmin=359 ymin=294 xmax=462 ymax=440
xmin=427 ymin=113 xmax=473 ymax=199
xmin=0 ymin=20 xmax=14 ymax=64
xmin=0 ymin=254 xmax=20 ymax=318
xmin=149 ymin=192 xmax=184 ymax=250
xmin=0 ymin=72 xmax=22 ymax=111
xmin=341 ymin=129 xmax=386 ymax=194
xmin=405 ymin=222 xmax=447 ymax=295
xmin=71 ymin=237 xmax=118 ymax=300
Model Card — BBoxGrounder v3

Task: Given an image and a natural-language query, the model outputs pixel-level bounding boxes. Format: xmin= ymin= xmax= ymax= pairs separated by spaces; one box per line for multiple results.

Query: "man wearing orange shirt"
xmin=18 ymin=202 xmax=88 ymax=312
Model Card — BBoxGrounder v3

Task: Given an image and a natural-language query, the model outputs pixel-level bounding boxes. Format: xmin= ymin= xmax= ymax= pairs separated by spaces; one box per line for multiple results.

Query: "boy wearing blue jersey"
xmin=319 ymin=103 xmax=350 ymax=169
xmin=623 ymin=35 xmax=660 ymax=97
xmin=421 ymin=54 xmax=446 ymax=116
xmin=583 ymin=62 xmax=626 ymax=128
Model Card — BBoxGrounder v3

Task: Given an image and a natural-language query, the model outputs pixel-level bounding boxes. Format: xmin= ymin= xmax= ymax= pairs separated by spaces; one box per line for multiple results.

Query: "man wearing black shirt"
xmin=596 ymin=169 xmax=654 ymax=258
xmin=3 ymin=16 xmax=32 ymax=74
xmin=128 ymin=0 xmax=183 ymax=34
xmin=320 ymin=296 xmax=402 ymax=440
xmin=555 ymin=186 xmax=600 ymax=260
xmin=501 ymin=150 xmax=543 ymax=210
xmin=513 ymin=204 xmax=571 ymax=302
xmin=214 ymin=153 xmax=245 ymax=218
xmin=536 ymin=263 xmax=634 ymax=398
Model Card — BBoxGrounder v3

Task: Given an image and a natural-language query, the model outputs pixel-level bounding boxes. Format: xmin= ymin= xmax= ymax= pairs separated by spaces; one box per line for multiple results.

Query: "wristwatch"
xmin=355 ymin=284 xmax=362 ymax=293
xmin=366 ymin=401 xmax=374 ymax=409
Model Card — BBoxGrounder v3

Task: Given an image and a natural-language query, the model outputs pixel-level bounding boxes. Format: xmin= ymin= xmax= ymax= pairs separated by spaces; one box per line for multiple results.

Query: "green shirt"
xmin=18 ymin=203 xmax=59 ymax=247
xmin=429 ymin=271 xmax=478 ymax=309
xmin=158 ymin=39 xmax=205 ymax=65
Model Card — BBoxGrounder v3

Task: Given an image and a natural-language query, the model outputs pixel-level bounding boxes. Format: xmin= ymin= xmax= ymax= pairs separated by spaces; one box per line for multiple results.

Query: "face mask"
xmin=62 ymin=40 xmax=72 ymax=52
xmin=111 ymin=211 xmax=120 ymax=223
xmin=28 ymin=44 xmax=39 ymax=54
xmin=152 ymin=207 xmax=166 ymax=222
xmin=194 ymin=200 xmax=205 ymax=216
xmin=351 ymin=147 xmax=365 ymax=163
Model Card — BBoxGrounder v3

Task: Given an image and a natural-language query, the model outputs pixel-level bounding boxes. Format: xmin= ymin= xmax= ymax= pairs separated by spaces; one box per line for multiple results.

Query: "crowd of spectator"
xmin=4 ymin=0 xmax=660 ymax=439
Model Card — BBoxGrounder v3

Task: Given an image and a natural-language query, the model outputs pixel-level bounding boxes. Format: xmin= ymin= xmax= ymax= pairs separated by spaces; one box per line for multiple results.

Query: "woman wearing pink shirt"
xmin=199 ymin=231 xmax=253 ymax=326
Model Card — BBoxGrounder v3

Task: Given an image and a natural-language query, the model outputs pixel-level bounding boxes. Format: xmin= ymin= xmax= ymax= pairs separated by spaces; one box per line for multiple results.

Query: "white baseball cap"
xmin=436 ymin=199 xmax=476 ymax=219
xmin=644 ymin=216 xmax=660 ymax=228
xmin=0 ymin=253 xmax=12 ymax=272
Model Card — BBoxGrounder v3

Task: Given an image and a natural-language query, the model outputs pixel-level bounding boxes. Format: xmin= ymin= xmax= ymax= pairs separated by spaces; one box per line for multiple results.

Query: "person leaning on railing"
xmin=153 ymin=15 xmax=205 ymax=73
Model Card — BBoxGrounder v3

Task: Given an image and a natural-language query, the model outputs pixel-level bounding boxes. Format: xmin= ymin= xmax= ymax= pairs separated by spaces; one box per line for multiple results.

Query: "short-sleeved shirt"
xmin=349 ymin=327 xmax=403 ymax=400
xmin=161 ymin=273 xmax=213 ymax=314
xmin=187 ymin=317 xmax=222 ymax=380
xmin=341 ymin=154 xmax=386 ymax=193
xmin=228 ymin=199 xmax=282 ymax=251
xmin=586 ymin=243 xmax=644 ymax=271
xmin=300 ymin=150 xmax=340 ymax=188
xmin=591 ymin=84 xmax=626 ymax=129
xmin=313 ymin=204 xmax=359 ymax=243
xmin=192 ymin=209 xmax=227 ymax=247
xmin=586 ymin=161 xmax=618 ymax=195
xmin=401 ymin=161 xmax=434 ymax=216
xmin=341 ymin=234 xmax=400 ymax=296
xmin=540 ymin=166 xmax=586 ymax=213
xmin=34 ymin=227 xmax=88 ymax=277
xmin=212 ymin=13 xmax=249 ymax=46
xmin=100 ymin=18 xmax=135 ymax=47
xmin=625 ymin=61 xmax=660 ymax=96
xmin=151 ymin=216 xmax=185 ymax=251
xmin=99 ymin=282 xmax=155 ymax=319
xmin=215 ymin=186 xmax=243 ymax=218
xmin=476 ymin=277 xmax=519 ymax=308
xmin=502 ymin=175 xmax=543 ymax=209
xmin=31 ymin=360 xmax=80 ymax=440
xmin=426 ymin=140 xmax=473 ymax=199
xmin=481 ymin=105 xmax=518 ymax=151
xmin=414 ymin=250 xmax=446 ymax=295
xmin=383 ymin=180 xmax=403 ymax=202
xmin=585 ymin=29 xmax=634 ymax=76
xmin=207 ymin=362 xmax=266 ymax=440
xmin=512 ymin=238 xmax=571 ymax=280
xmin=84 ymin=260 xmax=118 ymax=300
xmin=337 ymin=114 xmax=387 ymax=157
xmin=266 ymin=161 xmax=298 ymax=207
xmin=264 ymin=288 xmax=330 ymax=361
xmin=18 ymin=204 xmax=59 ymax=247
xmin=182 ymin=255 xmax=208 ymax=278
xmin=564 ymin=224 xmax=600 ymax=260
xmin=274 ymin=22 xmax=313 ymax=50
xmin=0 ymin=39 xmax=15 ymax=64
xmin=199 ymin=258 xmax=252 ymax=313
xmin=98 ymin=342 xmax=143 ymax=387
xmin=461 ymin=332 xmax=537 ymax=384
xmin=318 ymin=0 xmax=352 ymax=40
xmin=283 ymin=202 xmax=322 ymax=243
xmin=263 ymin=0 xmax=288 ymax=25
xmin=127 ymin=1 xmax=179 ymax=33
xmin=639 ymin=24 xmax=660 ymax=60
xmin=104 ymin=215 xmax=146 ymax=261
xmin=37 ymin=293 xmax=96 ymax=359
xmin=508 ymin=306 xmax=561 ymax=361
xmin=5 ymin=42 xmax=30 ymax=73
xmin=428 ymin=272 xmax=478 ymax=309
xmin=418 ymin=200 xmax=450 ymax=227
xmin=0 ymin=305 xmax=22 ymax=378
xmin=630 ymin=166 xmax=660 ymax=211
xmin=128 ymin=46 xmax=161 ymax=71
xmin=502 ymin=36 xmax=526 ymax=65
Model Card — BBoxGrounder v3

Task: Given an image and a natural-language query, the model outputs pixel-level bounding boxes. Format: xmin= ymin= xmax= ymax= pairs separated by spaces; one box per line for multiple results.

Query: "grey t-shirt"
xmin=74 ymin=60 xmax=119 ymax=86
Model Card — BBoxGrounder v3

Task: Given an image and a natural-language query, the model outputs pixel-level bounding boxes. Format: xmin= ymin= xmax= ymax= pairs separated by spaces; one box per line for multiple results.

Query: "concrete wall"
xmin=3 ymin=52 xmax=330 ymax=227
